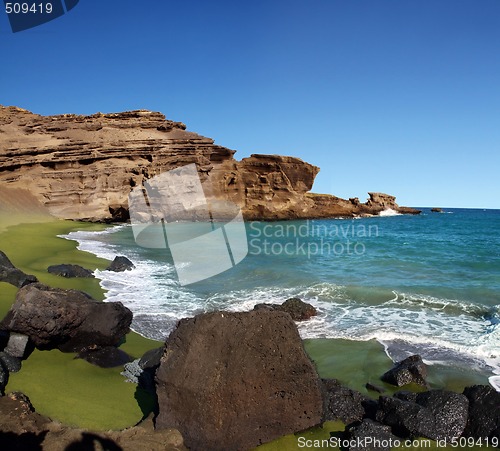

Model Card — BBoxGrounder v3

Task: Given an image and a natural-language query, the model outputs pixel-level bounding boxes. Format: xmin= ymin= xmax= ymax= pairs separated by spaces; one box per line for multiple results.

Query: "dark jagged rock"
xmin=0 ymin=352 xmax=21 ymax=373
xmin=376 ymin=390 xmax=469 ymax=441
xmin=346 ymin=419 xmax=399 ymax=451
xmin=4 ymin=333 xmax=30 ymax=359
xmin=139 ymin=346 xmax=164 ymax=370
xmin=462 ymin=385 xmax=500 ymax=440
xmin=138 ymin=346 xmax=163 ymax=390
xmin=47 ymin=264 xmax=94 ymax=278
xmin=321 ymin=378 xmax=376 ymax=424
xmin=416 ymin=390 xmax=469 ymax=440
xmin=431 ymin=208 xmax=443 ymax=213
xmin=0 ymin=331 xmax=8 ymax=351
xmin=0 ymin=250 xmax=37 ymax=288
xmin=77 ymin=346 xmax=133 ymax=368
xmin=376 ymin=396 xmax=435 ymax=439
xmin=254 ymin=297 xmax=317 ymax=321
xmin=381 ymin=355 xmax=428 ymax=387
xmin=0 ymin=283 xmax=132 ymax=352
xmin=122 ymin=346 xmax=164 ymax=389
xmin=106 ymin=256 xmax=135 ymax=272
xmin=155 ymin=310 xmax=323 ymax=451
xmin=279 ymin=297 xmax=318 ymax=320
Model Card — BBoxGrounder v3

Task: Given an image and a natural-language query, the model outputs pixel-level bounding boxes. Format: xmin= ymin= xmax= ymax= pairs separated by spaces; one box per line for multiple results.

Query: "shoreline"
xmin=0 ymin=216 xmax=495 ymax=447
xmin=67 ymin=220 xmax=498 ymax=382
xmin=0 ymin=217 xmax=161 ymax=430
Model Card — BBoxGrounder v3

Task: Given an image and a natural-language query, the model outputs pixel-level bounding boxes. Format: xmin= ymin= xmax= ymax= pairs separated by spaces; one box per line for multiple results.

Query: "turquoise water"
xmin=65 ymin=208 xmax=500 ymax=376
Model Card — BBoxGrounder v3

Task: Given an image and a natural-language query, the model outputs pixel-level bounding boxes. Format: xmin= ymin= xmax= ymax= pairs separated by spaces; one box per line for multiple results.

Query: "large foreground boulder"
xmin=0 ymin=283 xmax=132 ymax=352
xmin=155 ymin=310 xmax=323 ymax=451
xmin=0 ymin=250 xmax=37 ymax=288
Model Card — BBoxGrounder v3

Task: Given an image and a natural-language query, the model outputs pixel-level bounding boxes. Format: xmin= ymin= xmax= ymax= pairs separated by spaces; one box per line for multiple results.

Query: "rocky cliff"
xmin=0 ymin=106 xmax=420 ymax=221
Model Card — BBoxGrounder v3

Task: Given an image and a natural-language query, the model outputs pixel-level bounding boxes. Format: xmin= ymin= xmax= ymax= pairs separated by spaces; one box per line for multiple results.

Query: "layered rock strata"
xmin=0 ymin=106 xmax=420 ymax=221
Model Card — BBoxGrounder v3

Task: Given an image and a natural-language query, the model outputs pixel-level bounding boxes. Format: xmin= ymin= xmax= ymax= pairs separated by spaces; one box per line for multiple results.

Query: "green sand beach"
xmin=0 ymin=218 xmax=493 ymax=449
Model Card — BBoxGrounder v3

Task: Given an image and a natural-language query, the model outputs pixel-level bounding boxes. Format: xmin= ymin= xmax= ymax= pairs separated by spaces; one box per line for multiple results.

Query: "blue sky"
xmin=1 ymin=0 xmax=499 ymax=208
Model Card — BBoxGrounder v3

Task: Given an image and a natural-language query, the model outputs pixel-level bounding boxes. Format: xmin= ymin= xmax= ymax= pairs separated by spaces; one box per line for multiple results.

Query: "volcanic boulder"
xmin=321 ymin=378 xmax=376 ymax=424
xmin=381 ymin=355 xmax=428 ymax=387
xmin=0 ymin=283 xmax=132 ymax=352
xmin=106 ymin=256 xmax=135 ymax=272
xmin=462 ymin=385 xmax=500 ymax=440
xmin=155 ymin=310 xmax=323 ymax=451
xmin=47 ymin=264 xmax=95 ymax=278
xmin=376 ymin=390 xmax=469 ymax=441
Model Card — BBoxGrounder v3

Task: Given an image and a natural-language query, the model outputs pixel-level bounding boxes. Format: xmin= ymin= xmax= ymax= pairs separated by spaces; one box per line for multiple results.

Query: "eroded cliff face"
xmin=0 ymin=106 xmax=419 ymax=221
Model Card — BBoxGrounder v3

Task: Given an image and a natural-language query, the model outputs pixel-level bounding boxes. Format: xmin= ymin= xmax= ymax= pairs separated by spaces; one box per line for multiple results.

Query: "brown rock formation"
xmin=0 ymin=106 xmax=420 ymax=221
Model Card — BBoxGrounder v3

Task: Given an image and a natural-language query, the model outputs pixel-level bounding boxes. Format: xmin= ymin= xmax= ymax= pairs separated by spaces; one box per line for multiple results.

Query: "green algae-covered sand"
xmin=0 ymin=218 xmax=161 ymax=430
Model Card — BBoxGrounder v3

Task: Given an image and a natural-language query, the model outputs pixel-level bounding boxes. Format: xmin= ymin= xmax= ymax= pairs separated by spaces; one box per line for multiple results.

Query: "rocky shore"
xmin=0 ymin=106 xmax=420 ymax=222
xmin=0 ymin=250 xmax=499 ymax=450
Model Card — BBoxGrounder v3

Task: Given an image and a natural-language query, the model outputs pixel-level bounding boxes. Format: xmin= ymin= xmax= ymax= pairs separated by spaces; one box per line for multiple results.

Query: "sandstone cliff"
xmin=0 ymin=106 xmax=420 ymax=221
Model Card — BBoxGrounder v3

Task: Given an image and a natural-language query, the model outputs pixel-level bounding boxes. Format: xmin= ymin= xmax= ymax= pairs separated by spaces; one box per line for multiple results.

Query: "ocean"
xmin=63 ymin=208 xmax=500 ymax=378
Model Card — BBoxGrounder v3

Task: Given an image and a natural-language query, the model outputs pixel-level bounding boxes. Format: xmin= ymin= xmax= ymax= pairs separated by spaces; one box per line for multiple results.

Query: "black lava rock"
xmin=346 ymin=419 xmax=399 ymax=451
xmin=462 ymin=385 xmax=500 ymax=440
xmin=47 ymin=264 xmax=95 ymax=278
xmin=106 ymin=256 xmax=135 ymax=272
xmin=0 ymin=352 xmax=22 ymax=373
xmin=322 ymin=378 xmax=376 ymax=424
xmin=77 ymin=346 xmax=133 ymax=368
xmin=381 ymin=355 xmax=428 ymax=387
xmin=376 ymin=390 xmax=469 ymax=441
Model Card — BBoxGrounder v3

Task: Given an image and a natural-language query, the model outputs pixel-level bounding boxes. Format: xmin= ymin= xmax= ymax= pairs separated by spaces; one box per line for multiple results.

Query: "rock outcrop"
xmin=381 ymin=354 xmax=428 ymax=387
xmin=376 ymin=390 xmax=469 ymax=441
xmin=47 ymin=264 xmax=95 ymax=278
xmin=462 ymin=385 xmax=500 ymax=440
xmin=0 ymin=106 xmax=420 ymax=221
xmin=155 ymin=310 xmax=323 ymax=451
xmin=0 ymin=283 xmax=132 ymax=352
xmin=106 ymin=256 xmax=135 ymax=272
xmin=254 ymin=297 xmax=317 ymax=321
xmin=321 ymin=378 xmax=376 ymax=424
